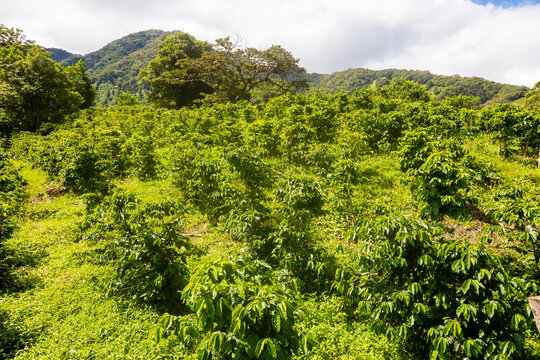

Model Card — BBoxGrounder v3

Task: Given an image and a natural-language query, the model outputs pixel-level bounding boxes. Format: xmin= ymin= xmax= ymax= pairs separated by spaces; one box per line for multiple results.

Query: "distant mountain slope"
xmin=306 ymin=68 xmax=528 ymax=106
xmin=49 ymin=30 xmax=529 ymax=107
xmin=46 ymin=48 xmax=78 ymax=63
xmin=59 ymin=29 xmax=172 ymax=106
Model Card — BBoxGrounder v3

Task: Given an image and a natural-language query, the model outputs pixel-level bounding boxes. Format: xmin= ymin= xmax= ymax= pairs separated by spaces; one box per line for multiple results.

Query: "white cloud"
xmin=1 ymin=0 xmax=539 ymax=86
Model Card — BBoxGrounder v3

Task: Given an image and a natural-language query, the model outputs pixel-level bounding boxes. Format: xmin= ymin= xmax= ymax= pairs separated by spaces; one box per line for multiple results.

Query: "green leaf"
xmin=451 ymin=259 xmax=465 ymax=273
xmin=277 ymin=301 xmax=288 ymax=321
xmin=149 ymin=326 xmax=163 ymax=344
xmin=462 ymin=279 xmax=471 ymax=294
xmin=265 ymin=338 xmax=277 ymax=359
xmin=414 ymin=302 xmax=428 ymax=315
xmin=209 ymin=332 xmax=222 ymax=353
xmin=408 ymin=282 xmax=422 ymax=295
xmin=462 ymin=279 xmax=481 ymax=294
xmin=255 ymin=339 xmax=265 ymax=358
xmin=209 ymin=267 xmax=219 ymax=282
xmin=232 ymin=319 xmax=245 ymax=337
xmin=444 ymin=319 xmax=462 ymax=338
xmin=511 ymin=314 xmax=525 ymax=331
xmin=433 ymin=336 xmax=447 ymax=353
xmin=272 ymin=314 xmax=281 ymax=333
xmin=456 ymin=303 xmax=477 ymax=322
xmin=463 ymin=339 xmax=482 ymax=357
xmin=477 ymin=268 xmax=491 ymax=281
xmin=500 ymin=340 xmax=515 ymax=355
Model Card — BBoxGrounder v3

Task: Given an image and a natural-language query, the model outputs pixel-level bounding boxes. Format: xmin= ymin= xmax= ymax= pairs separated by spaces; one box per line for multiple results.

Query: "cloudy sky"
xmin=2 ymin=0 xmax=540 ymax=87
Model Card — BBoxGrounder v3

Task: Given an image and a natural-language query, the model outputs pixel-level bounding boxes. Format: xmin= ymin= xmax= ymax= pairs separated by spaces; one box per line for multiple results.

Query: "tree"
xmin=138 ymin=32 xmax=212 ymax=108
xmin=64 ymin=60 xmax=96 ymax=109
xmin=481 ymin=104 xmax=523 ymax=157
xmin=181 ymin=37 xmax=308 ymax=103
xmin=140 ymin=35 xmax=308 ymax=107
xmin=0 ymin=25 xmax=32 ymax=47
xmin=0 ymin=25 xmax=95 ymax=133
xmin=377 ymin=78 xmax=432 ymax=102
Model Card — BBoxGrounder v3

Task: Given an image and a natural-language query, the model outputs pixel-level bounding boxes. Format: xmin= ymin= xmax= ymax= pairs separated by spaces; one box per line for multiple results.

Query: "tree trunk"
xmin=537 ymin=147 xmax=540 ymax=169
xmin=528 ymin=297 xmax=540 ymax=333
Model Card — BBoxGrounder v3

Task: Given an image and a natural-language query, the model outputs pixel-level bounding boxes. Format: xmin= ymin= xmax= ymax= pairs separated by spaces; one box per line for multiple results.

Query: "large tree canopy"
xmin=139 ymin=34 xmax=308 ymax=107
xmin=138 ymin=32 xmax=213 ymax=108
xmin=0 ymin=25 xmax=95 ymax=134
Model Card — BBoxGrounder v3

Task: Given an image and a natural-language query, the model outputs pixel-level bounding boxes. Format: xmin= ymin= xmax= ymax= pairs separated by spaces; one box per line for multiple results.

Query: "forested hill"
xmin=306 ymin=68 xmax=529 ymax=106
xmin=46 ymin=47 xmax=78 ymax=63
xmin=46 ymin=30 xmax=529 ymax=107
xmin=52 ymin=29 xmax=172 ymax=106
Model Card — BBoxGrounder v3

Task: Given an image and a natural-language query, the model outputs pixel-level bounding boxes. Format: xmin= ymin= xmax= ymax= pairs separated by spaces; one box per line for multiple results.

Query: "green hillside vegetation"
xmin=2 ymin=77 xmax=540 ymax=358
xmin=5 ymin=25 xmax=540 ymax=360
xmin=48 ymin=30 xmax=530 ymax=109
xmin=307 ymin=68 xmax=529 ymax=106
xmin=45 ymin=47 xmax=77 ymax=63
xmin=59 ymin=30 xmax=172 ymax=107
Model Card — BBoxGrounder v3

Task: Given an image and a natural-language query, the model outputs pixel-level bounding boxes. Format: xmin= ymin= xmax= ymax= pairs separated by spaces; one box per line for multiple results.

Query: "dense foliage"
xmin=0 ymin=25 xmax=95 ymax=135
xmin=81 ymin=192 xmax=192 ymax=309
xmin=336 ymin=216 xmax=535 ymax=359
xmin=0 ymin=153 xmax=26 ymax=289
xmin=58 ymin=30 xmax=171 ymax=107
xmin=3 ymin=72 xmax=540 ymax=359
xmin=140 ymin=35 xmax=307 ymax=107
xmin=138 ymin=32 xmax=213 ymax=108
xmin=307 ymin=68 xmax=528 ymax=106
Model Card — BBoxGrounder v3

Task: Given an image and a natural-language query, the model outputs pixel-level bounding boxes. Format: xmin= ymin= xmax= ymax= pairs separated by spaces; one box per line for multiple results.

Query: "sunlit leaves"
xmin=152 ymin=257 xmax=303 ymax=359
xmin=81 ymin=191 xmax=192 ymax=308
xmin=335 ymin=216 xmax=535 ymax=359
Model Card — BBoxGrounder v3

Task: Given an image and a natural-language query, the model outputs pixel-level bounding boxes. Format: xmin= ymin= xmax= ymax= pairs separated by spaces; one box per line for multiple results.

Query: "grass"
xmin=0 ymin=164 xmax=184 ymax=359
xmin=466 ymin=135 xmax=540 ymax=186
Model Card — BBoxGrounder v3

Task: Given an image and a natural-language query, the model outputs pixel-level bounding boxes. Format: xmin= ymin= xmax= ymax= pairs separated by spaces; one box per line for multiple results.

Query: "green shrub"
xmin=125 ymin=134 xmax=159 ymax=180
xmin=336 ymin=216 xmax=537 ymax=359
xmin=413 ymin=151 xmax=477 ymax=220
xmin=61 ymin=143 xmax=110 ymax=194
xmin=151 ymin=256 xmax=304 ymax=360
xmin=81 ymin=192 xmax=192 ymax=310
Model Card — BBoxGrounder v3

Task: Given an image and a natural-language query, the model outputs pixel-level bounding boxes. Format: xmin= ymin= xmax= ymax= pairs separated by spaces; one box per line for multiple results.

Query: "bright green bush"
xmin=336 ymin=216 xmax=537 ymax=360
xmin=81 ymin=192 xmax=192 ymax=310
xmin=151 ymin=256 xmax=304 ymax=360
xmin=413 ymin=150 xmax=477 ymax=220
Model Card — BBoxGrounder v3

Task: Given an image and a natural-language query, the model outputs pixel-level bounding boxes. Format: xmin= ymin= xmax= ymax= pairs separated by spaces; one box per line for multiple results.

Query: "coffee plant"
xmin=151 ymin=257 xmax=304 ymax=359
xmin=335 ymin=216 xmax=537 ymax=359
xmin=81 ymin=191 xmax=192 ymax=310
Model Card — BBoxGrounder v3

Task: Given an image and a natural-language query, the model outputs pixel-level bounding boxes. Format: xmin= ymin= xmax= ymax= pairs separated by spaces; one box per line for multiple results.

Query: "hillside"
xmin=45 ymin=47 xmax=78 ymax=63
xmin=3 ymin=83 xmax=540 ymax=359
xmin=307 ymin=68 xmax=529 ymax=106
xmin=47 ymin=30 xmax=530 ymax=108
xmin=58 ymin=29 xmax=172 ymax=106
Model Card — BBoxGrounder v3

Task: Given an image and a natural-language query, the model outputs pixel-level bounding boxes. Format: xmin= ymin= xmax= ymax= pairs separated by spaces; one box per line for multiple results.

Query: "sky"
xmin=2 ymin=0 xmax=540 ymax=87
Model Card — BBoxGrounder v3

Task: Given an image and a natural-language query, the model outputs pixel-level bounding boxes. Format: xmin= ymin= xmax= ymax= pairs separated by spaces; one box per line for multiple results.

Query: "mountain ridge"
xmin=47 ymin=30 xmax=530 ymax=107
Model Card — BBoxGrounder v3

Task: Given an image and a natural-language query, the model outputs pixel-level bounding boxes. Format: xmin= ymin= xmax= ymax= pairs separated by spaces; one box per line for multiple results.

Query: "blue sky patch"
xmin=471 ymin=0 xmax=540 ymax=7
